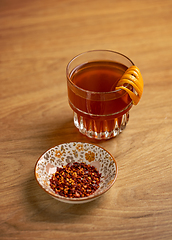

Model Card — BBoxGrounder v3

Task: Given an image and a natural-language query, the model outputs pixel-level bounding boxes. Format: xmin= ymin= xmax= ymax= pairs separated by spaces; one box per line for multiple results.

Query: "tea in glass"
xmin=66 ymin=50 xmax=135 ymax=139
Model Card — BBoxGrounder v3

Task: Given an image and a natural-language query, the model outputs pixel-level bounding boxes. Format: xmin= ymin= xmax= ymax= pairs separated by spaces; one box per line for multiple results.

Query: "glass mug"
xmin=66 ymin=50 xmax=136 ymax=140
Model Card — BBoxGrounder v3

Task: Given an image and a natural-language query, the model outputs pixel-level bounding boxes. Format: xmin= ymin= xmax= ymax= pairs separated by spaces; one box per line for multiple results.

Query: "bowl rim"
xmin=34 ymin=141 xmax=118 ymax=203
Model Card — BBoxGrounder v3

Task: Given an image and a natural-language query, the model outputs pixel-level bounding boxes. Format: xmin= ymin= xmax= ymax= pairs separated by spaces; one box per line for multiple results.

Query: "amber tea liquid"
xmin=72 ymin=61 xmax=126 ymax=92
xmin=67 ymin=60 xmax=133 ymax=139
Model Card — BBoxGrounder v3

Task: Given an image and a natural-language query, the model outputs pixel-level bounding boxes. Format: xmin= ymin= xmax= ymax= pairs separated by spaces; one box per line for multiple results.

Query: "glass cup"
xmin=66 ymin=50 xmax=134 ymax=140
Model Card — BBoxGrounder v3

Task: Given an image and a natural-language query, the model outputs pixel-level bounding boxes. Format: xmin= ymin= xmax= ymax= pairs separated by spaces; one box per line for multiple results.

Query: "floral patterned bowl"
xmin=34 ymin=142 xmax=118 ymax=204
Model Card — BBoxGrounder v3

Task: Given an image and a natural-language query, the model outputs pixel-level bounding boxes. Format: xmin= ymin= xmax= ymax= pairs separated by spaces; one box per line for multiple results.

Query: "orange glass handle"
xmin=116 ymin=66 xmax=143 ymax=105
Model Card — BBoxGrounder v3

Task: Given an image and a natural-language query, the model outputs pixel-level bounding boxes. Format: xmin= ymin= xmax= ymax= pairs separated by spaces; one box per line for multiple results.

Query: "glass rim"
xmin=66 ymin=49 xmax=134 ymax=95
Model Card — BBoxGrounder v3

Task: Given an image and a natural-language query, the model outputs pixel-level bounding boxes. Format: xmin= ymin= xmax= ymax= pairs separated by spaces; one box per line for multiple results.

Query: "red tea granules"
xmin=49 ymin=162 xmax=101 ymax=198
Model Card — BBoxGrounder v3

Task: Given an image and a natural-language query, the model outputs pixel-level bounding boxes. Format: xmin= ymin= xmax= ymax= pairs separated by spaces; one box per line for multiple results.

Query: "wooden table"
xmin=1 ymin=0 xmax=172 ymax=239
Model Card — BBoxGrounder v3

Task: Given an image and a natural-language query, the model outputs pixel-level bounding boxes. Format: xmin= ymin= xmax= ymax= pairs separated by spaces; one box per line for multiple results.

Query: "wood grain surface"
xmin=0 ymin=0 xmax=172 ymax=239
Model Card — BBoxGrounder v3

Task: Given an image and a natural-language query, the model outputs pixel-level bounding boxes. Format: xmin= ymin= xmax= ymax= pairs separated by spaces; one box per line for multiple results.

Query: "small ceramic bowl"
xmin=35 ymin=142 xmax=118 ymax=204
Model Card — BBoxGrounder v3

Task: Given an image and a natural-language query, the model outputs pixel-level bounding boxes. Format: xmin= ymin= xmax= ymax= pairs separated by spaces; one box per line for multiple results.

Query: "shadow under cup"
xmin=66 ymin=50 xmax=134 ymax=140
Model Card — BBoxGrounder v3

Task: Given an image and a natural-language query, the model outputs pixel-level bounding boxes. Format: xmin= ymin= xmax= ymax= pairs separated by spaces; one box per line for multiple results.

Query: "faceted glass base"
xmin=73 ymin=111 xmax=129 ymax=140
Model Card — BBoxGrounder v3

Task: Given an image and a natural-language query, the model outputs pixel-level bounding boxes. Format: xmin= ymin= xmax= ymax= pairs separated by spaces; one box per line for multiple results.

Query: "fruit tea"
xmin=66 ymin=51 xmax=134 ymax=139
